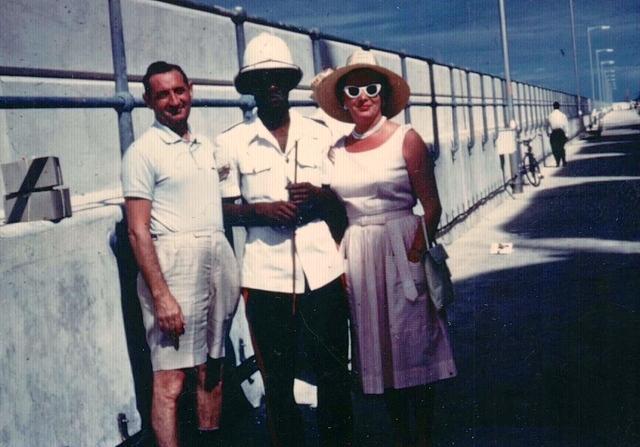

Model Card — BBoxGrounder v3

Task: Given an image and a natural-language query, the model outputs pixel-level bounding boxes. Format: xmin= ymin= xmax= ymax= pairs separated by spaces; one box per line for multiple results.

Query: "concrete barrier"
xmin=0 ymin=206 xmax=140 ymax=447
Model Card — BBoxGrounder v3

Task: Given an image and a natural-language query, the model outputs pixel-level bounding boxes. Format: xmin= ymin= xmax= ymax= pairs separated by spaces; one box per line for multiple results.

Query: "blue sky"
xmin=204 ymin=0 xmax=639 ymax=101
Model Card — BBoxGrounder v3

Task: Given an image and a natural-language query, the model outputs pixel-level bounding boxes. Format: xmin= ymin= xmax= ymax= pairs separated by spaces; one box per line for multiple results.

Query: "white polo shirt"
xmin=122 ymin=121 xmax=224 ymax=235
xmin=547 ymin=109 xmax=569 ymax=133
xmin=214 ymin=110 xmax=343 ymax=293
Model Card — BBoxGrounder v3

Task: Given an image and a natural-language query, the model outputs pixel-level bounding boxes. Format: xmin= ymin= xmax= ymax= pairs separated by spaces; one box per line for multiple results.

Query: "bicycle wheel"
xmin=524 ymin=153 xmax=541 ymax=187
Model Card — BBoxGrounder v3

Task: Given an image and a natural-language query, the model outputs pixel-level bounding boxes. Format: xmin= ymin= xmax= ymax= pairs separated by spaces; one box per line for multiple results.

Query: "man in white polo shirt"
xmin=547 ymin=101 xmax=569 ymax=167
xmin=122 ymin=61 xmax=238 ymax=447
xmin=214 ymin=34 xmax=353 ymax=446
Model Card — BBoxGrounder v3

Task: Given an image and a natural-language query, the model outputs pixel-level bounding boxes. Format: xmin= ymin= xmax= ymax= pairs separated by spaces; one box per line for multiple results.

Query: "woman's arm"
xmin=402 ymin=129 xmax=443 ymax=262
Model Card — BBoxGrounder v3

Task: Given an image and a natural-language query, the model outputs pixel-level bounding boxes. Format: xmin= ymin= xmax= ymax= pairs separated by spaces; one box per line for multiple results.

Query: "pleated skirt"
xmin=341 ymin=213 xmax=457 ymax=394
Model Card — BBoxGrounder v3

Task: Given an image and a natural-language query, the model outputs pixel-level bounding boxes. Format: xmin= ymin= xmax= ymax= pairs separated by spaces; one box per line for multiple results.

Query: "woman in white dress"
xmin=316 ymin=50 xmax=457 ymax=447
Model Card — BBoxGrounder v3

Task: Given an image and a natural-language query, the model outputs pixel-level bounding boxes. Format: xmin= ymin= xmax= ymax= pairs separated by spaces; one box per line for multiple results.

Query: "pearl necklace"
xmin=351 ymin=116 xmax=387 ymax=140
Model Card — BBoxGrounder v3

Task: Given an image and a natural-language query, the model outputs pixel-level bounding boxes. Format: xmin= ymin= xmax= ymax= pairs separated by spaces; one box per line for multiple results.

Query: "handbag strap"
xmin=420 ymin=216 xmax=436 ymax=249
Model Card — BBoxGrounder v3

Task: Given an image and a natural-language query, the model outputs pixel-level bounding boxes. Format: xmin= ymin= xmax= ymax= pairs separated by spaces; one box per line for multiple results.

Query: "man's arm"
xmin=125 ymin=197 xmax=185 ymax=338
xmin=286 ymin=182 xmax=346 ymax=229
xmin=222 ymin=197 xmax=298 ymax=227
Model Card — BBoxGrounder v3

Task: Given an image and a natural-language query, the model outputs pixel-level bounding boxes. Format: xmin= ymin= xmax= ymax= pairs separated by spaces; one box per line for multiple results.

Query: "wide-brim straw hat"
xmin=234 ymin=32 xmax=303 ymax=94
xmin=315 ymin=49 xmax=410 ymax=123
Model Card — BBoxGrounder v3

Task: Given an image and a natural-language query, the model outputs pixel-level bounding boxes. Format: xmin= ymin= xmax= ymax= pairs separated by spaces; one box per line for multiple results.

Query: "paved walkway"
xmin=438 ymin=109 xmax=640 ymax=446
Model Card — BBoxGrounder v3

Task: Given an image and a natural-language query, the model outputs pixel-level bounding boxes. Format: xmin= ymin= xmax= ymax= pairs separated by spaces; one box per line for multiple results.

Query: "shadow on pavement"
xmin=434 ymin=115 xmax=640 ymax=446
xmin=554 ymin=139 xmax=640 ymax=179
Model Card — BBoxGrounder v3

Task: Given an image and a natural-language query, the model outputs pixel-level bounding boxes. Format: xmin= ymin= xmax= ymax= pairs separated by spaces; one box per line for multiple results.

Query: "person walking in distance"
xmin=122 ymin=61 xmax=239 ymax=447
xmin=547 ymin=101 xmax=569 ymax=167
xmin=213 ymin=33 xmax=353 ymax=446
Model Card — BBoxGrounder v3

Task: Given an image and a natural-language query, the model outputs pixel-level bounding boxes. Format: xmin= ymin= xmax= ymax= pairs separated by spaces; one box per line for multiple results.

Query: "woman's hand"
xmin=407 ymin=247 xmax=426 ymax=263
xmin=407 ymin=225 xmax=427 ymax=262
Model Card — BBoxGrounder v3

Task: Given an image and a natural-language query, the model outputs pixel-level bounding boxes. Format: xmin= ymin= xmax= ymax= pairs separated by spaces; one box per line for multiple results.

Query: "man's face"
xmin=251 ymin=71 xmax=293 ymax=111
xmin=144 ymin=69 xmax=192 ymax=130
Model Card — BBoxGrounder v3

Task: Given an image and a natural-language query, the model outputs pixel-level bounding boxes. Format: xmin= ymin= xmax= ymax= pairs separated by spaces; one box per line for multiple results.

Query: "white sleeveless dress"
xmin=331 ymin=124 xmax=457 ymax=394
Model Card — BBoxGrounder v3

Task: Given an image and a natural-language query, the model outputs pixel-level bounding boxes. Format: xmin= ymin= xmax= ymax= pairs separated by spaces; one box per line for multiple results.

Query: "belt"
xmin=349 ymin=209 xmax=413 ymax=226
xmin=150 ymin=228 xmax=223 ymax=240
xmin=349 ymin=209 xmax=421 ymax=301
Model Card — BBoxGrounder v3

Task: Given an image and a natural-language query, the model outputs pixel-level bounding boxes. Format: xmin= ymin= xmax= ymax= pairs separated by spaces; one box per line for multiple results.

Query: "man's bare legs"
xmin=152 ymin=364 xmax=222 ymax=447
xmin=196 ymin=362 xmax=222 ymax=430
xmin=152 ymin=369 xmax=187 ymax=447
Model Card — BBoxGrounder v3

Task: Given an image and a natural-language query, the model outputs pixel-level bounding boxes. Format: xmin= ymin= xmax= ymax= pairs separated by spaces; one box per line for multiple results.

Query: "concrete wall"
xmin=0 ymin=0 xmax=585 ymax=445
xmin=0 ymin=206 xmax=139 ymax=447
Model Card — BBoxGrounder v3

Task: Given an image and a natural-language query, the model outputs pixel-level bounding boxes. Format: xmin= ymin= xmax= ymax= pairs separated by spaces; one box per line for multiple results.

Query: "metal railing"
xmin=0 ymin=0 xmax=589 ymax=224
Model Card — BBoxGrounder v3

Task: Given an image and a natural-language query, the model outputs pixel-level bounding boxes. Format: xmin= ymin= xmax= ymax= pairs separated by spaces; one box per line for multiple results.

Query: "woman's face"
xmin=341 ymin=69 xmax=385 ymax=123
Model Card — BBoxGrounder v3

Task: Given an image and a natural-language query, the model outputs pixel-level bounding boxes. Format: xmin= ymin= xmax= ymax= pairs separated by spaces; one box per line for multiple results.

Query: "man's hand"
xmin=286 ymin=182 xmax=321 ymax=206
xmin=254 ymin=201 xmax=298 ymax=226
xmin=154 ymin=292 xmax=185 ymax=341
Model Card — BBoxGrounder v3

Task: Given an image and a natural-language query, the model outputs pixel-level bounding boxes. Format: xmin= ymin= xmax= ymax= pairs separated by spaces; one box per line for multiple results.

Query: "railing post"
xmin=525 ymin=84 xmax=532 ymax=134
xmin=492 ymin=77 xmax=499 ymax=143
xmin=480 ymin=75 xmax=489 ymax=148
xmin=400 ymin=51 xmax=411 ymax=124
xmin=108 ymin=0 xmax=135 ymax=155
xmin=231 ymin=6 xmax=253 ymax=121
xmin=501 ymin=79 xmax=508 ymax=127
xmin=465 ymin=70 xmax=475 ymax=152
xmin=428 ymin=61 xmax=441 ymax=162
xmin=450 ymin=67 xmax=459 ymax=161
xmin=310 ymin=28 xmax=323 ymax=75
xmin=536 ymin=87 xmax=542 ymax=130
xmin=516 ymin=83 xmax=524 ymax=133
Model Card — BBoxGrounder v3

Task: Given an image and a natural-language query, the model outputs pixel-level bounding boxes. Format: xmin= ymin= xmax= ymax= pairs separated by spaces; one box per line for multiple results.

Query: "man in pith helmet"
xmin=213 ymin=33 xmax=353 ymax=446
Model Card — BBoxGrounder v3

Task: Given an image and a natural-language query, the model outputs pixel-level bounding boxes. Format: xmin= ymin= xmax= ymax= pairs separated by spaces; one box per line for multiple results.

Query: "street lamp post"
xmin=603 ymin=69 xmax=616 ymax=90
xmin=497 ymin=0 xmax=523 ymax=193
xmin=595 ymin=49 xmax=614 ymax=104
xmin=587 ymin=25 xmax=610 ymax=101
xmin=569 ymin=0 xmax=581 ymax=117
xmin=603 ymin=75 xmax=616 ymax=102
xmin=604 ymin=74 xmax=616 ymax=102
xmin=600 ymin=60 xmax=615 ymax=103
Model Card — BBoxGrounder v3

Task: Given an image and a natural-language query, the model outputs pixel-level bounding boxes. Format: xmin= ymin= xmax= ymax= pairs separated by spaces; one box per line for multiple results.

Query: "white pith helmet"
xmin=234 ymin=32 xmax=303 ymax=94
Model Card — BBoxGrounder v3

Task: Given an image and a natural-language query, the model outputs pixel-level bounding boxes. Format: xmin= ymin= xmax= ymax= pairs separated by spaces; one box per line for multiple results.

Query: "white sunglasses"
xmin=343 ymin=83 xmax=382 ymax=99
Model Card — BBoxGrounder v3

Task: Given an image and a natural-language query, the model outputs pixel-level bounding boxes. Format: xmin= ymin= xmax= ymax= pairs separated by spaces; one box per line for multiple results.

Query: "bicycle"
xmin=517 ymin=137 xmax=543 ymax=187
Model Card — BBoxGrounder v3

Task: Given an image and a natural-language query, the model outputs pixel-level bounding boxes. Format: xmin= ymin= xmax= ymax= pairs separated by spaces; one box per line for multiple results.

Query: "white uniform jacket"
xmin=213 ymin=110 xmax=343 ymax=294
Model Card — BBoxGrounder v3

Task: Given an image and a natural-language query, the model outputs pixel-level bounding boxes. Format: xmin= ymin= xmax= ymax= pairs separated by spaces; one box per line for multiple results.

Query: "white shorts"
xmin=137 ymin=230 xmax=240 ymax=371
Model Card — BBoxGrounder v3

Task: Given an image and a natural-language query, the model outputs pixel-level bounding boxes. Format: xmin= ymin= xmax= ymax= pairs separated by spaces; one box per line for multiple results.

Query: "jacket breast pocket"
xmin=238 ymin=157 xmax=273 ymax=201
xmin=295 ymin=149 xmax=322 ymax=185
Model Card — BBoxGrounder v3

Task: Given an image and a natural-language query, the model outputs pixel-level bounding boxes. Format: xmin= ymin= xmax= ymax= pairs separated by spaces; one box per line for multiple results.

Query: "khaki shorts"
xmin=137 ymin=230 xmax=240 ymax=371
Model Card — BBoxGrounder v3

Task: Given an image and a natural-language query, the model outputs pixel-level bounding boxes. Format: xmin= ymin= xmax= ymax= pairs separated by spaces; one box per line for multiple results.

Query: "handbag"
xmin=420 ymin=218 xmax=455 ymax=311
